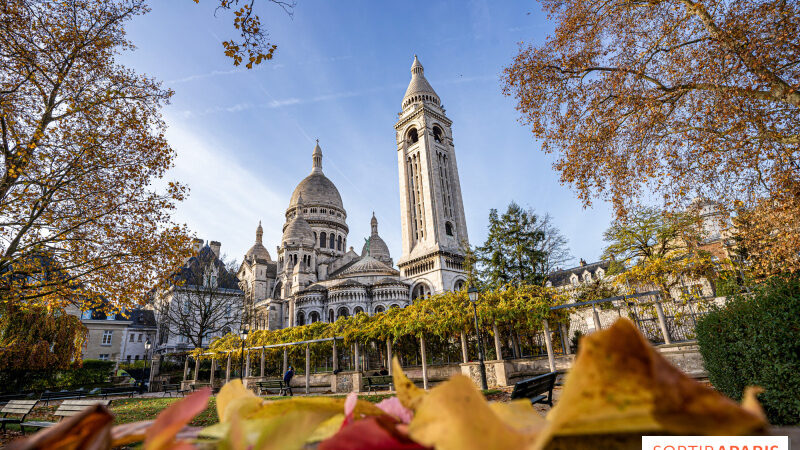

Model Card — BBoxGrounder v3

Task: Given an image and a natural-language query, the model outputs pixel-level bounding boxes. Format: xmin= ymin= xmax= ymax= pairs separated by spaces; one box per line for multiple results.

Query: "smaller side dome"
xmin=282 ymin=196 xmax=315 ymax=247
xmin=245 ymin=221 xmax=271 ymax=261
xmin=361 ymin=213 xmax=392 ymax=265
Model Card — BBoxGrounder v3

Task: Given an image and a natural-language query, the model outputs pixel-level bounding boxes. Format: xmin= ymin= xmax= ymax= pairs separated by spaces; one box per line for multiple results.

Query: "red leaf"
xmin=145 ymin=387 xmax=211 ymax=450
xmin=320 ymin=415 xmax=430 ymax=450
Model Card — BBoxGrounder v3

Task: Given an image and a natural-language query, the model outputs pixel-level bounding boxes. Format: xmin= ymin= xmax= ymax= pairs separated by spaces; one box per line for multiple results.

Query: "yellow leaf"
xmin=305 ymin=413 xmax=344 ymax=443
xmin=216 ymin=379 xmax=262 ymax=423
xmin=488 ymin=399 xmax=546 ymax=434
xmin=392 ymin=356 xmax=426 ymax=410
xmin=539 ymin=318 xmax=767 ymax=447
xmin=741 ymin=386 xmax=767 ymax=422
xmin=408 ymin=374 xmax=538 ymax=450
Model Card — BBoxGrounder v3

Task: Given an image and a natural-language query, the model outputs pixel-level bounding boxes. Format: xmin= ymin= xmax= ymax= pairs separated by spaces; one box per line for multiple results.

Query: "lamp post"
xmin=144 ymin=338 xmax=153 ymax=392
xmin=239 ymin=327 xmax=249 ymax=380
xmin=467 ymin=286 xmax=488 ymax=390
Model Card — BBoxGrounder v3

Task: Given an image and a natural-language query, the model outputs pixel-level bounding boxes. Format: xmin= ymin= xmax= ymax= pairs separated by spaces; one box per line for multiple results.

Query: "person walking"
xmin=283 ymin=365 xmax=294 ymax=396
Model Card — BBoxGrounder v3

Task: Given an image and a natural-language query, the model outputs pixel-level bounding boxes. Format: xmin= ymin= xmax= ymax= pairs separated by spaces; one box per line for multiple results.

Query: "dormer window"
xmin=570 ymin=274 xmax=579 ymax=286
xmin=596 ymin=268 xmax=605 ymax=279
xmin=583 ymin=272 xmax=592 ymax=283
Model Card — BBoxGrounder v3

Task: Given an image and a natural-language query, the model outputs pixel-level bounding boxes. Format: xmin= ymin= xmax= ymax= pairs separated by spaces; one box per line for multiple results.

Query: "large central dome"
xmin=288 ymin=141 xmax=344 ymax=210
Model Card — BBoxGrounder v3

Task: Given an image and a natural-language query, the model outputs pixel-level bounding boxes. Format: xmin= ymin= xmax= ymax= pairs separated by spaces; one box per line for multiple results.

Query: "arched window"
xmin=320 ymin=232 xmax=327 ymax=248
xmin=309 ymin=311 xmax=320 ymax=323
xmin=313 ymin=232 xmax=317 ymax=243
xmin=337 ymin=307 xmax=349 ymax=319
xmin=273 ymin=282 xmax=282 ymax=298
xmin=354 ymin=306 xmax=364 ymax=315
xmin=433 ymin=126 xmax=443 ymax=143
xmin=411 ymin=283 xmax=430 ymax=301
xmin=407 ymin=127 xmax=418 ymax=144
xmin=329 ymin=233 xmax=335 ymax=249
xmin=453 ymin=279 xmax=465 ymax=291
xmin=445 ymin=222 xmax=454 ymax=236
xmin=337 ymin=236 xmax=342 ymax=251
xmin=297 ymin=311 xmax=305 ymax=326
xmin=328 ymin=309 xmax=334 ymax=323
xmin=389 ymin=304 xmax=400 ymax=309
xmin=374 ymin=305 xmax=385 ymax=314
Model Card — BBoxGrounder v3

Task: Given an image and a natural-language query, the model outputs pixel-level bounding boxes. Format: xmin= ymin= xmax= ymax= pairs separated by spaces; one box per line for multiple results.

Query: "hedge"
xmin=0 ymin=359 xmax=115 ymax=393
xmin=696 ymin=276 xmax=800 ymax=425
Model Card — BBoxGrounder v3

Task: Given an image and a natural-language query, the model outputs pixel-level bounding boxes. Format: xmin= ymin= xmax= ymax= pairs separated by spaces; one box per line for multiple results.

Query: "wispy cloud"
xmin=166 ymin=55 xmax=353 ymax=85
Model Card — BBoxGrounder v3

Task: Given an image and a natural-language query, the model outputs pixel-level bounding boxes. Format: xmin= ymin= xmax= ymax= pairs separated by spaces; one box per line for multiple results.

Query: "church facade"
xmin=237 ymin=57 xmax=470 ymax=330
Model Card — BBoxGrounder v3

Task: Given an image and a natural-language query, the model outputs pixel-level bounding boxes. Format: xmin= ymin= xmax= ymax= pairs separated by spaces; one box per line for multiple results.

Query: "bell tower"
xmin=395 ymin=56 xmax=469 ymax=297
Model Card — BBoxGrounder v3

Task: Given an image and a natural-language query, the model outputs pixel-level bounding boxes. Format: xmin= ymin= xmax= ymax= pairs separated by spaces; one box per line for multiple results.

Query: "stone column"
xmin=209 ymin=359 xmax=216 ymax=387
xmin=283 ymin=347 xmax=288 ymax=375
xmin=492 ymin=322 xmax=503 ymax=360
xmin=543 ymin=320 xmax=556 ymax=372
xmin=420 ymin=335 xmax=428 ymax=390
xmin=560 ymin=323 xmax=572 ymax=355
xmin=592 ymin=304 xmax=602 ymax=331
xmin=183 ymin=356 xmax=190 ymax=382
xmin=386 ymin=338 xmax=393 ymax=374
xmin=654 ymin=301 xmax=672 ymax=344
xmin=260 ymin=348 xmax=265 ymax=377
xmin=225 ymin=354 xmax=231 ymax=383
xmin=354 ymin=343 xmax=361 ymax=372
xmin=245 ymin=351 xmax=250 ymax=378
xmin=460 ymin=331 xmax=468 ymax=363
xmin=332 ymin=339 xmax=339 ymax=372
xmin=193 ymin=357 xmax=200 ymax=382
xmin=305 ymin=344 xmax=310 ymax=394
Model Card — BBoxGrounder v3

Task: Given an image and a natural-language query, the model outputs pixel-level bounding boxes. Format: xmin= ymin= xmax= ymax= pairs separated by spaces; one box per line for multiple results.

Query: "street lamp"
xmin=467 ymin=285 xmax=488 ymax=391
xmin=144 ymin=338 xmax=153 ymax=392
xmin=239 ymin=327 xmax=249 ymax=380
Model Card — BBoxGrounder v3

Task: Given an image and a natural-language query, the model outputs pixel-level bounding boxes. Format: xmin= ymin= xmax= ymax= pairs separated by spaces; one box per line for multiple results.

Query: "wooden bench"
xmin=0 ymin=393 xmax=33 ymax=409
xmin=510 ymin=372 xmax=557 ymax=406
xmin=98 ymin=386 xmax=137 ymax=399
xmin=20 ymin=399 xmax=111 ymax=434
xmin=39 ymin=389 xmax=88 ymax=405
xmin=0 ymin=400 xmax=37 ymax=433
xmin=363 ymin=375 xmax=393 ymax=393
xmin=256 ymin=380 xmax=289 ymax=396
xmin=161 ymin=384 xmax=183 ymax=397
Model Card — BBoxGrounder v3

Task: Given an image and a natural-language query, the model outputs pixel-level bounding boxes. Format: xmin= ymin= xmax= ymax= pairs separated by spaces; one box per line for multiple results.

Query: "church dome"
xmin=288 ymin=141 xmax=344 ymax=211
xmin=282 ymin=197 xmax=315 ymax=247
xmin=339 ymin=255 xmax=399 ymax=277
xmin=245 ymin=221 xmax=271 ymax=261
xmin=361 ymin=213 xmax=391 ymax=264
xmin=402 ymin=55 xmax=440 ymax=109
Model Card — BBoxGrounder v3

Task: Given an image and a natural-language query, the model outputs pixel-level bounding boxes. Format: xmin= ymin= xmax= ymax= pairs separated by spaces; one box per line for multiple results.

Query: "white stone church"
xmin=236 ymin=56 xmax=470 ymax=330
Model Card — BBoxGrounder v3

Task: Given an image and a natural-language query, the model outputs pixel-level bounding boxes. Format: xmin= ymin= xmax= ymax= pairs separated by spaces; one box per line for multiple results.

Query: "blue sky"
xmin=120 ymin=0 xmax=614 ymax=268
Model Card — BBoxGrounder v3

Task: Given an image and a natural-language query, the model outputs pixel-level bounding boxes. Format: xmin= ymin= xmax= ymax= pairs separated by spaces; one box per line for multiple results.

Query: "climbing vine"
xmin=200 ymin=284 xmax=568 ymax=358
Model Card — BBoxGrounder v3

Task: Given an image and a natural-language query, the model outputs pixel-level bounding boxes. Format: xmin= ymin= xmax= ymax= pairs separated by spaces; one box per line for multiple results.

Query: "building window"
xmin=407 ymin=127 xmax=419 ymax=144
xmin=337 ymin=236 xmax=342 ymax=251
xmin=99 ymin=354 xmax=109 ymax=361
xmin=433 ymin=126 xmax=443 ymax=143
xmin=126 ymin=355 xmax=131 ymax=362
xmin=135 ymin=355 xmax=140 ymax=361
xmin=138 ymin=334 xmax=143 ymax=342
xmin=129 ymin=334 xmax=135 ymax=342
xmin=445 ymin=222 xmax=454 ymax=236
xmin=102 ymin=330 xmax=113 ymax=346
xmin=320 ymin=232 xmax=327 ymax=248
xmin=329 ymin=233 xmax=335 ymax=249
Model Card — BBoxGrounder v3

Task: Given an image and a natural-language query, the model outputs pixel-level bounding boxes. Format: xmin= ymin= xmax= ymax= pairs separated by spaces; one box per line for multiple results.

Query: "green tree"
xmin=477 ymin=202 xmax=549 ymax=287
xmin=602 ymin=206 xmax=715 ymax=299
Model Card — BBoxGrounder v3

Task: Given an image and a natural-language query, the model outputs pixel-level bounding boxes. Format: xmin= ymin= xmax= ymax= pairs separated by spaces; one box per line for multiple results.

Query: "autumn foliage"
xmin=0 ymin=0 xmax=191 ymax=312
xmin=503 ymin=0 xmax=800 ymax=277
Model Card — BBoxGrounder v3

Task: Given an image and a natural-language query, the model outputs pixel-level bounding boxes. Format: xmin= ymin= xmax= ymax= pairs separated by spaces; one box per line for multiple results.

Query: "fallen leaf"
xmin=539 ymin=318 xmax=768 ymax=447
xmin=7 ymin=404 xmax=113 ymax=450
xmin=741 ymin=386 xmax=767 ymax=422
xmin=488 ymin=399 xmax=546 ymax=434
xmin=376 ymin=396 xmax=414 ymax=424
xmin=145 ymin=387 xmax=211 ymax=450
xmin=320 ymin=414 xmax=429 ymax=450
xmin=408 ymin=374 xmax=537 ymax=450
xmin=392 ymin=356 xmax=426 ymax=411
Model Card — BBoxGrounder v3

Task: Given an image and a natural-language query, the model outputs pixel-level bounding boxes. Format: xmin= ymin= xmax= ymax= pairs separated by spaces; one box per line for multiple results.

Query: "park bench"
xmin=20 ymin=399 xmax=111 ymax=434
xmin=363 ymin=375 xmax=393 ymax=393
xmin=161 ymin=384 xmax=185 ymax=397
xmin=0 ymin=400 xmax=37 ymax=433
xmin=0 ymin=393 xmax=33 ymax=409
xmin=39 ymin=389 xmax=88 ymax=405
xmin=256 ymin=380 xmax=289 ymax=396
xmin=98 ymin=386 xmax=137 ymax=399
xmin=510 ymin=372 xmax=557 ymax=406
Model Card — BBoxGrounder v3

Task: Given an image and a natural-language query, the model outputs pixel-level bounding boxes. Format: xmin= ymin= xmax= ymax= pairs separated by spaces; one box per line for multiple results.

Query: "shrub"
xmin=696 ymin=276 xmax=800 ymax=425
xmin=0 ymin=359 xmax=114 ymax=393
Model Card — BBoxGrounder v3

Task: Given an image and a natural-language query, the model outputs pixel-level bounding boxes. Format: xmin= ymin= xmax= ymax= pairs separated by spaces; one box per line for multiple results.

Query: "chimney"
xmin=209 ymin=241 xmax=221 ymax=258
xmin=579 ymin=258 xmax=587 ymax=267
xmin=191 ymin=238 xmax=204 ymax=254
